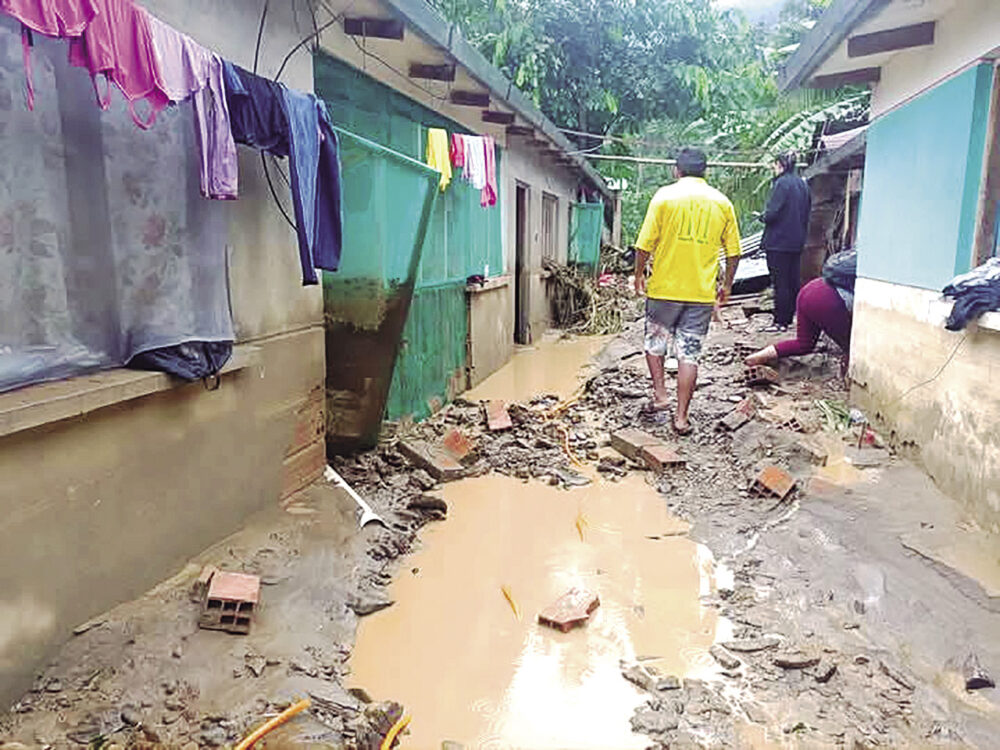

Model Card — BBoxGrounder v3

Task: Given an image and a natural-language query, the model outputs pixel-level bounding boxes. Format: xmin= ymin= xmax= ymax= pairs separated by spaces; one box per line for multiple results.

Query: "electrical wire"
xmin=885 ymin=332 xmax=969 ymax=408
xmin=252 ymin=0 xmax=268 ymax=75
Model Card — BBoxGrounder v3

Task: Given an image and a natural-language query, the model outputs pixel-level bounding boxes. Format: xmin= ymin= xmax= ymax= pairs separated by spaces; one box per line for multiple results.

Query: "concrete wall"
xmin=502 ymin=140 xmax=582 ymax=343
xmin=468 ymin=281 xmax=516 ymax=387
xmin=0 ymin=0 xmax=326 ymax=706
xmin=871 ymin=0 xmax=1000 ymax=118
xmin=851 ymin=278 xmax=1000 ymax=531
xmin=857 ymin=63 xmax=994 ymax=290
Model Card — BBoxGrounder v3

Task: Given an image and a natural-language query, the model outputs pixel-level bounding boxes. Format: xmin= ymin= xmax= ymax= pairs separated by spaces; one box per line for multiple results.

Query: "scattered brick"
xmin=718 ymin=396 xmax=758 ymax=432
xmin=734 ymin=340 xmax=758 ymax=358
xmin=773 ymin=651 xmax=821 ymax=670
xmin=485 ymin=400 xmax=514 ymax=431
xmin=751 ymin=466 xmax=796 ymax=500
xmin=538 ymin=588 xmax=600 ymax=632
xmin=640 ymin=444 xmax=685 ymax=471
xmin=610 ymin=428 xmax=662 ymax=462
xmin=198 ymin=571 xmax=260 ymax=635
xmin=441 ymin=428 xmax=474 ymax=461
xmin=398 ymin=440 xmax=464 ymax=481
xmin=741 ymin=365 xmax=779 ymax=387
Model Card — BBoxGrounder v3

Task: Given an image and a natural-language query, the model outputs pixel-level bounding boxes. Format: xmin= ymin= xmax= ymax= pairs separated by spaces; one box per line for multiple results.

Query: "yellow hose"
xmin=234 ymin=698 xmax=311 ymax=750
xmin=501 ymin=585 xmax=522 ymax=620
xmin=380 ymin=713 xmax=412 ymax=750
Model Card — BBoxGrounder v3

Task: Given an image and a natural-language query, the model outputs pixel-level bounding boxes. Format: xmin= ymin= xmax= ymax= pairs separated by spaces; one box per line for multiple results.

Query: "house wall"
xmin=851 ymin=278 xmax=1000 ymax=531
xmin=871 ymin=0 xmax=1000 ymax=118
xmin=467 ymin=281 xmax=516 ymax=388
xmin=857 ymin=63 xmax=994 ymax=290
xmin=502 ymin=141 xmax=582 ymax=343
xmin=0 ymin=0 xmax=326 ymax=707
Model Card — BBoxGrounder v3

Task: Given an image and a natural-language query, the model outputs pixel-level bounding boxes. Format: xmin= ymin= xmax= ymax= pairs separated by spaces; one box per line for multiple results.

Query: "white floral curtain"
xmin=0 ymin=17 xmax=233 ymax=392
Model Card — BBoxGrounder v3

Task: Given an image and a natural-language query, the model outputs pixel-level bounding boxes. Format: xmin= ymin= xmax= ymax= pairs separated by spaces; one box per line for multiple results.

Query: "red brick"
xmin=398 ymin=440 xmax=464 ymax=481
xmin=640 ymin=444 xmax=685 ymax=470
xmin=538 ymin=588 xmax=601 ymax=632
xmin=751 ymin=466 xmax=796 ymax=500
xmin=199 ymin=571 xmax=260 ymax=635
xmin=486 ymin=400 xmax=513 ymax=431
xmin=610 ymin=428 xmax=661 ymax=462
xmin=441 ymin=428 xmax=474 ymax=461
xmin=190 ymin=565 xmax=218 ymax=603
xmin=742 ymin=365 xmax=779 ymax=387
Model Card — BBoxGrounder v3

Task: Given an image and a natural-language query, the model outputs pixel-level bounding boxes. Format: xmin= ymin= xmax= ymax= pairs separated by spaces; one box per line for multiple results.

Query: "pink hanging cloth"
xmin=0 ymin=0 xmax=99 ymax=109
xmin=481 ymin=135 xmax=497 ymax=208
xmin=67 ymin=0 xmax=170 ymax=129
xmin=147 ymin=13 xmax=237 ymax=199
xmin=450 ymin=132 xmax=466 ymax=168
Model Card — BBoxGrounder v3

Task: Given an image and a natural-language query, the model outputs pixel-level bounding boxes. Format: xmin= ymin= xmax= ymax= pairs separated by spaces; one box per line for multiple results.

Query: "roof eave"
xmin=381 ymin=0 xmax=613 ymax=200
xmin=778 ymin=0 xmax=890 ymax=92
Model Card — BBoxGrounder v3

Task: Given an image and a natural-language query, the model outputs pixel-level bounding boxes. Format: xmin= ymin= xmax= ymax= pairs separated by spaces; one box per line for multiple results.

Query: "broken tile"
xmin=398 ymin=440 xmax=464 ymax=481
xmin=441 ymin=429 xmax=474 ymax=461
xmin=538 ymin=588 xmax=600 ymax=632
xmin=485 ymin=401 xmax=514 ymax=431
xmin=610 ymin=428 xmax=662 ymax=462
xmin=640 ymin=444 xmax=685 ymax=471
xmin=751 ymin=466 xmax=796 ymax=500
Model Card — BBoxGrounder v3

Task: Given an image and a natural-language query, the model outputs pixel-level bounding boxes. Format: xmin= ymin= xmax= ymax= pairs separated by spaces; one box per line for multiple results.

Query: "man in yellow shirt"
xmin=633 ymin=148 xmax=741 ymax=434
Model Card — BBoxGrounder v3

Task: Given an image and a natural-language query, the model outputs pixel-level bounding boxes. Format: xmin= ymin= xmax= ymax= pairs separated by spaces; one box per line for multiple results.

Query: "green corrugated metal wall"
xmin=569 ymin=202 xmax=603 ymax=273
xmin=315 ymin=53 xmax=503 ymax=422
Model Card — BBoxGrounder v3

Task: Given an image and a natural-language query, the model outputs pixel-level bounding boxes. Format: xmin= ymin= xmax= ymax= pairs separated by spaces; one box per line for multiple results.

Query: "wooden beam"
xmin=529 ymin=138 xmax=549 ymax=148
xmin=344 ymin=17 xmax=404 ymax=40
xmin=809 ymin=67 xmax=881 ymax=88
xmin=482 ymin=110 xmax=515 ymax=125
xmin=848 ymin=21 xmax=935 ymax=58
xmin=450 ymin=90 xmax=490 ymax=107
xmin=506 ymin=125 xmax=533 ymax=137
xmin=409 ymin=63 xmax=456 ymax=81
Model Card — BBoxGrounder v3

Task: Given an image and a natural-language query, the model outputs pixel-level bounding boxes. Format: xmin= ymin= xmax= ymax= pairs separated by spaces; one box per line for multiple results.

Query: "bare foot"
xmin=673 ymin=417 xmax=692 ymax=435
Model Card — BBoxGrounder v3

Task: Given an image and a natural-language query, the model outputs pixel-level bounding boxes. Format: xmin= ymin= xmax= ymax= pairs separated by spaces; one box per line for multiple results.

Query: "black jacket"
xmin=761 ymin=171 xmax=811 ymax=253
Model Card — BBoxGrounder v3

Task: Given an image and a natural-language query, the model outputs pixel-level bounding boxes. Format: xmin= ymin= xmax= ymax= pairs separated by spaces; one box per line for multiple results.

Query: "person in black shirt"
xmin=758 ymin=152 xmax=812 ymax=331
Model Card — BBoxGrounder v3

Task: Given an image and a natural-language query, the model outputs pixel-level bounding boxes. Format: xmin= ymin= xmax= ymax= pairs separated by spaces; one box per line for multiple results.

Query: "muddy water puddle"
xmin=350 ymin=469 xmax=732 ymax=748
xmin=465 ymin=334 xmax=613 ymax=403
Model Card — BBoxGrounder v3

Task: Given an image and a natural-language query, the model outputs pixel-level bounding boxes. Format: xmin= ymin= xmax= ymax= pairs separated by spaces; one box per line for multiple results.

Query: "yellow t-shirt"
xmin=635 ymin=176 xmax=741 ymax=303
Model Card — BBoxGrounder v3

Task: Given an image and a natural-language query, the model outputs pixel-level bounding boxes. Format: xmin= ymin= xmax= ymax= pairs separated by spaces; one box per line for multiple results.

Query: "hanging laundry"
xmin=1 ymin=0 xmax=98 ymax=109
xmin=425 ymin=128 xmax=451 ymax=191
xmin=462 ymin=134 xmax=487 ymax=190
xmin=282 ymin=88 xmax=343 ymax=285
xmin=223 ymin=61 xmax=289 ymax=155
xmin=224 ymin=61 xmax=342 ymax=285
xmin=450 ymin=132 xmax=466 ymax=169
xmin=481 ymin=134 xmax=497 ymax=207
xmin=147 ymin=13 xmax=236 ymax=199
xmin=67 ymin=0 xmax=170 ymax=128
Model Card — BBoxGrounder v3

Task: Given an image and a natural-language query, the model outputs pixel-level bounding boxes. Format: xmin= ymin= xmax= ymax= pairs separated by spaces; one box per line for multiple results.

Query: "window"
xmin=542 ymin=193 xmax=558 ymax=261
xmin=974 ymin=62 xmax=1000 ymax=264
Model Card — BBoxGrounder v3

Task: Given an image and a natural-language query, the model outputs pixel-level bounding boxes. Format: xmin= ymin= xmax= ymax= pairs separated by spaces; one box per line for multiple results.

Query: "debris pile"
xmin=544 ymin=260 xmax=640 ymax=335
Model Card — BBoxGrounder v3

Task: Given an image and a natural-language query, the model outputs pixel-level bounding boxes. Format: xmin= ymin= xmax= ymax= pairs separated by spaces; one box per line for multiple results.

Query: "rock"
xmin=741 ymin=701 xmax=769 ymax=725
xmin=552 ymin=468 xmax=592 ymax=487
xmin=162 ymin=711 xmax=180 ymax=725
xmin=245 ymin=654 xmax=266 ymax=678
xmin=407 ymin=494 xmax=448 ymax=519
xmin=722 ymin=636 xmax=780 ymax=653
xmin=165 ymin=698 xmax=186 ymax=712
xmin=630 ymin=706 xmax=678 ymax=736
xmin=538 ymin=588 xmax=600 ymax=632
xmin=655 ymin=675 xmax=681 ymax=691
xmin=199 ymin=724 xmax=228 ymax=747
xmin=44 ymin=679 xmax=62 ymax=693
xmin=182 ymin=743 xmax=200 ymax=750
xmin=120 ymin=706 xmax=142 ymax=726
xmin=710 ymin=645 xmax=741 ymax=670
xmin=410 ymin=470 xmax=437 ymax=491
xmin=813 ymin=660 xmax=838 ymax=683
xmin=879 ymin=660 xmax=915 ymax=691
xmin=72 ymin=618 xmax=107 ymax=636
xmin=962 ymin=652 xmax=995 ymax=691
xmin=349 ymin=687 xmax=373 ymax=704
xmin=621 ymin=662 xmax=655 ymax=692
xmin=773 ymin=651 xmax=820 ymax=669
xmin=172 ymin=645 xmax=183 ymax=659
xmin=347 ymin=594 xmax=394 ymax=616
xmin=142 ymin=726 xmax=161 ymax=743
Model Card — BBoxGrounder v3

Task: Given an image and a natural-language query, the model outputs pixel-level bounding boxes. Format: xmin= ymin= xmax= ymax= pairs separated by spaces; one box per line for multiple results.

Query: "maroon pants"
xmin=774 ymin=278 xmax=852 ymax=359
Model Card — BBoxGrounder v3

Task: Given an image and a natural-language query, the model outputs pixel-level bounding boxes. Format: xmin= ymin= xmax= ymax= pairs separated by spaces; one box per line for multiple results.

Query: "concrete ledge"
xmin=927 ymin=299 xmax=1000 ymax=333
xmin=0 ymin=345 xmax=261 ymax=439
xmin=466 ymin=275 xmax=511 ymax=294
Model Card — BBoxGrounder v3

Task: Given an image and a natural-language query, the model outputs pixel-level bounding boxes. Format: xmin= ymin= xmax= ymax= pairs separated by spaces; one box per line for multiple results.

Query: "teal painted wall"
xmin=857 ymin=63 xmax=995 ymax=290
xmin=315 ymin=54 xmax=503 ymax=422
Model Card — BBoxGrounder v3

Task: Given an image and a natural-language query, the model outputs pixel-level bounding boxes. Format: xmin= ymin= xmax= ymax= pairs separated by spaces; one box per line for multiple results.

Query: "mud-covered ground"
xmin=2 ymin=312 xmax=998 ymax=749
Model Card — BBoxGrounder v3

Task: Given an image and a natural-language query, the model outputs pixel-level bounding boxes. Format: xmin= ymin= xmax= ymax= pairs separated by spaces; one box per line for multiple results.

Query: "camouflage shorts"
xmin=644 ymin=299 xmax=713 ymax=363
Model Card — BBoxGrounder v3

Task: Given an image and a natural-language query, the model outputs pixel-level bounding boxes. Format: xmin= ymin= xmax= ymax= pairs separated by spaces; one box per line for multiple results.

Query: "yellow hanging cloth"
xmin=426 ymin=127 xmax=452 ymax=191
